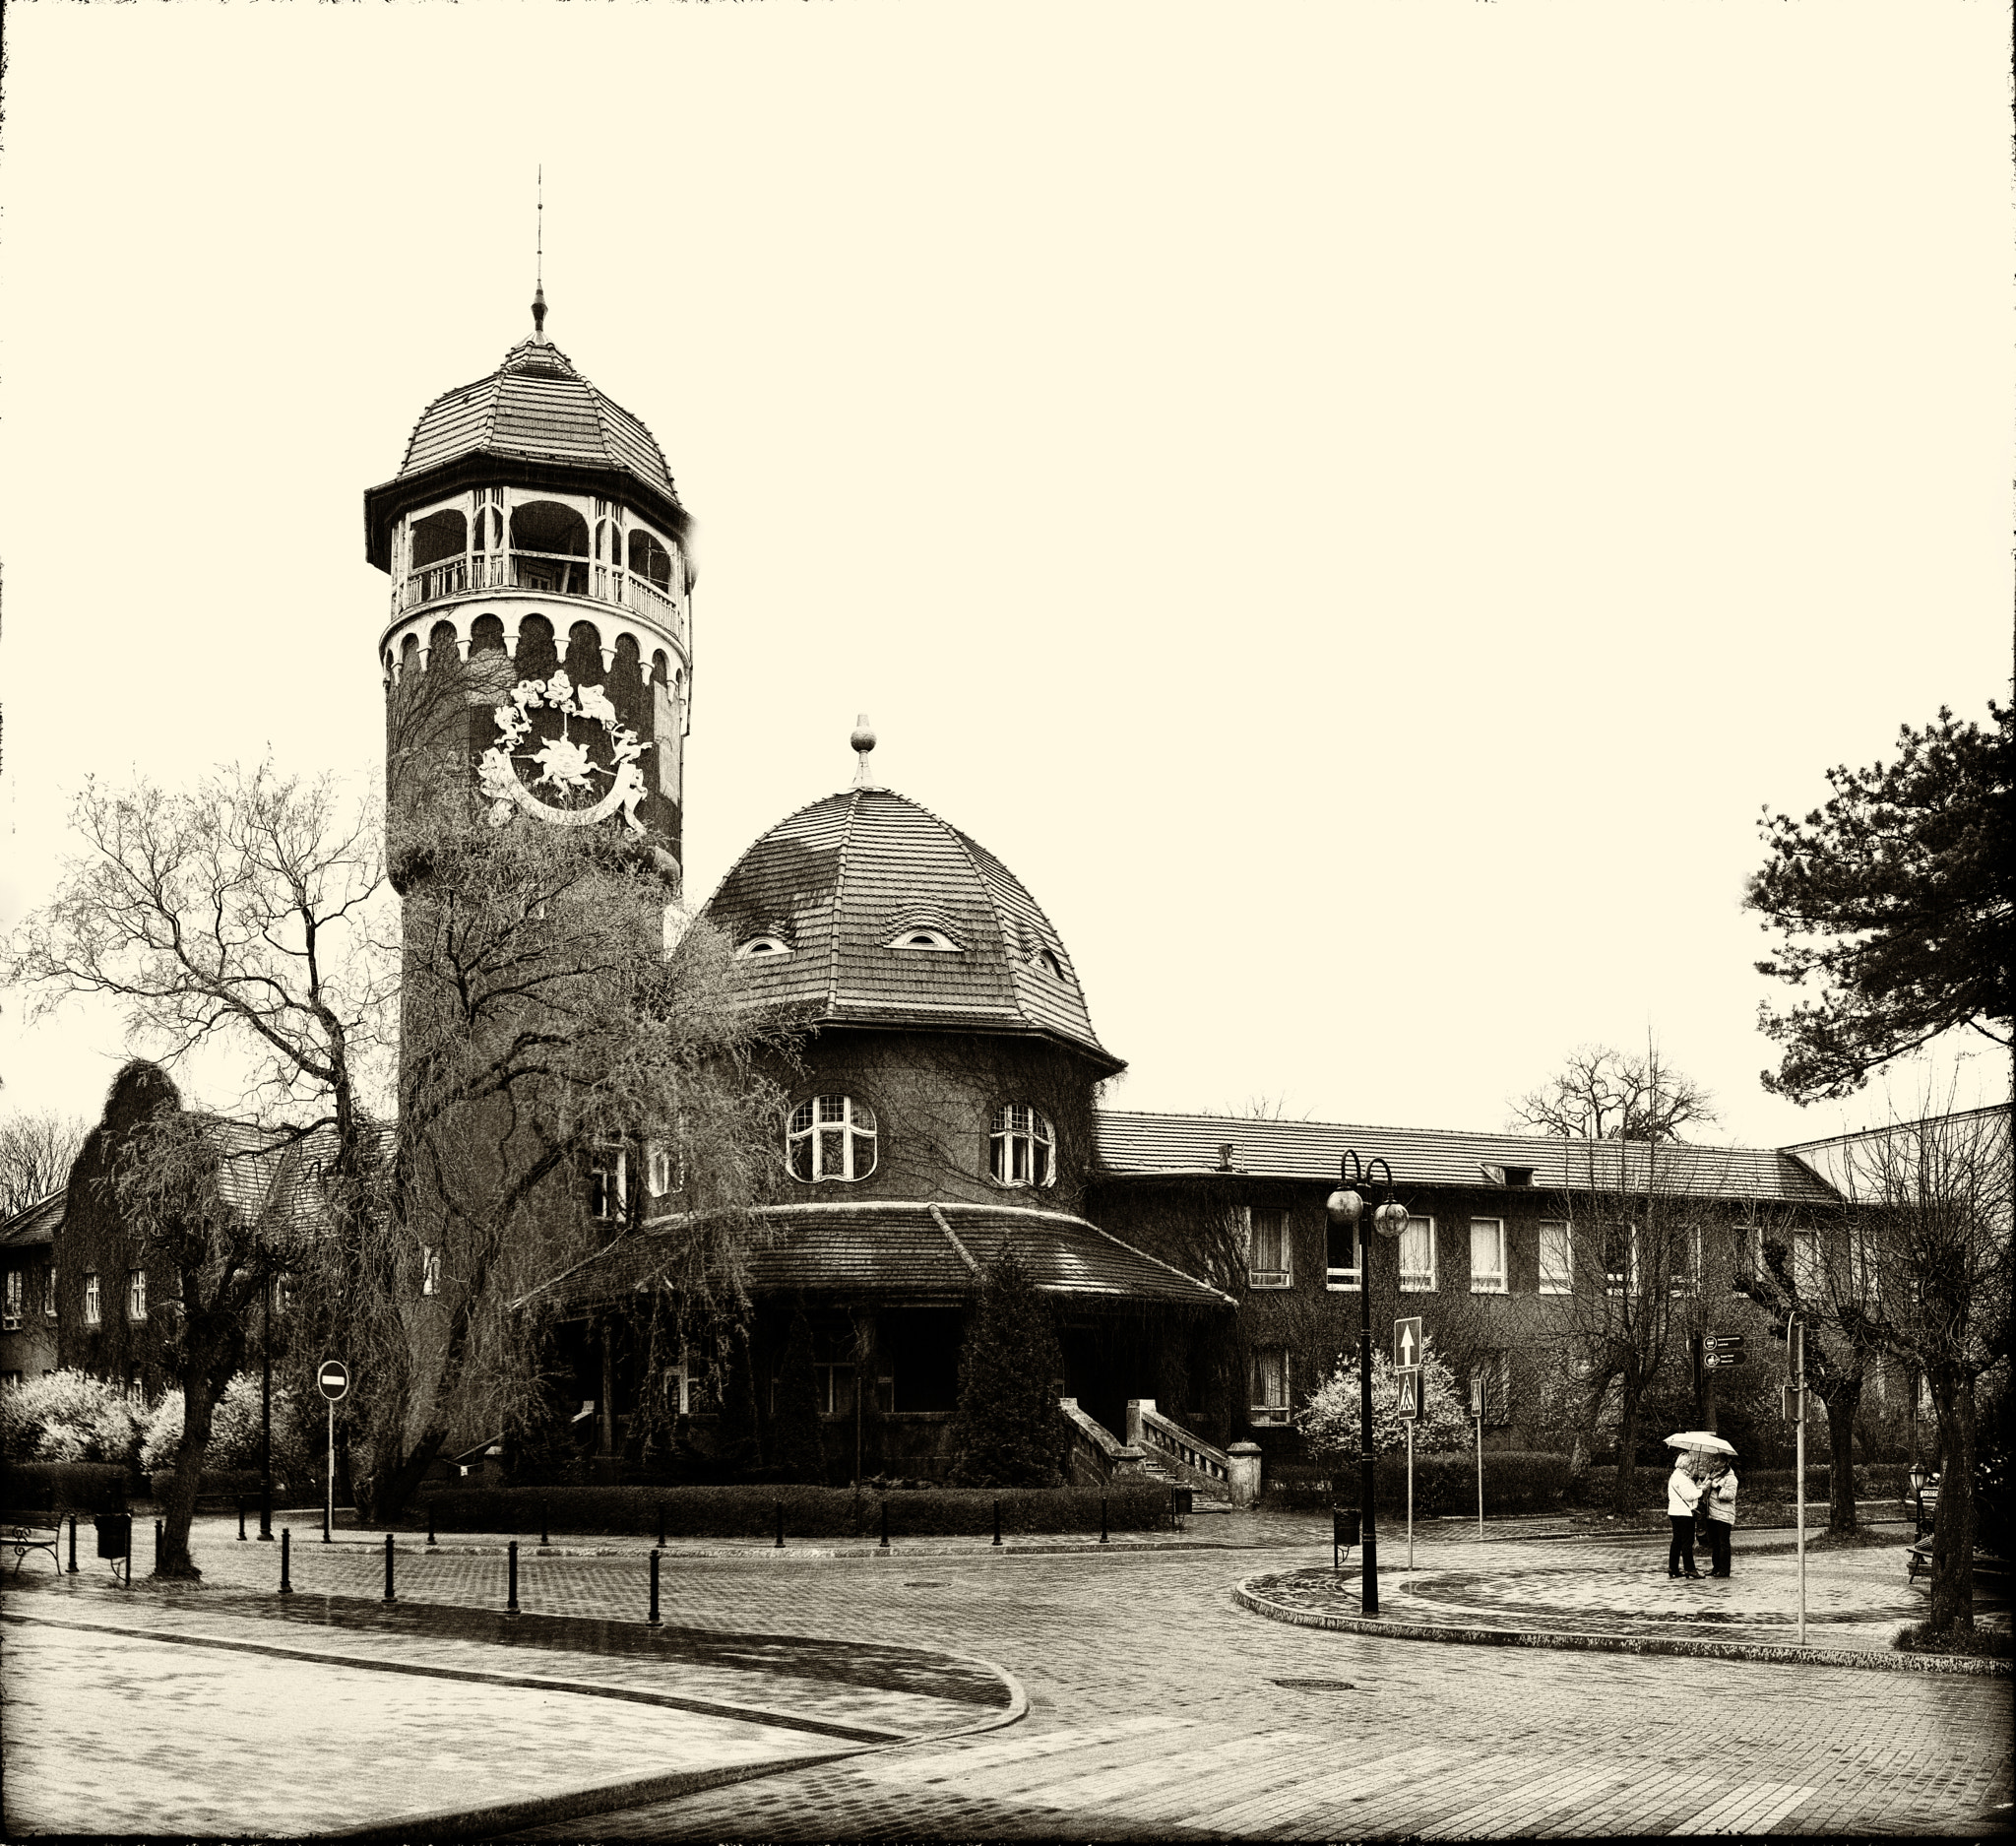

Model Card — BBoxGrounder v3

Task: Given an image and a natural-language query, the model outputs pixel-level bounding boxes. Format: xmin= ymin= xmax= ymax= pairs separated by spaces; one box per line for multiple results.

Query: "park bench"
xmin=1906 ymin=1535 xmax=2010 ymax=1585
xmin=3 ymin=1512 xmax=63 ymax=1573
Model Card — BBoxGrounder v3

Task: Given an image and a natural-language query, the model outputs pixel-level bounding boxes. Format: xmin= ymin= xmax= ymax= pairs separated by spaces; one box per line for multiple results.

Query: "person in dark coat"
xmin=1702 ymin=1459 xmax=1737 ymax=1577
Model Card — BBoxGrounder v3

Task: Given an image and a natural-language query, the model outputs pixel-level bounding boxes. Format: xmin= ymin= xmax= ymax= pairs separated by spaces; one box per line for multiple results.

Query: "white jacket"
xmin=1667 ymin=1469 xmax=1702 ymax=1517
xmin=1704 ymin=1470 xmax=1737 ymax=1525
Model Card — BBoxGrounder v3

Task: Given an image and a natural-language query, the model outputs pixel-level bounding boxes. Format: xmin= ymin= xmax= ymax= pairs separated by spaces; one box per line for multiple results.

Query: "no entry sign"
xmin=317 ymin=1360 xmax=350 ymax=1402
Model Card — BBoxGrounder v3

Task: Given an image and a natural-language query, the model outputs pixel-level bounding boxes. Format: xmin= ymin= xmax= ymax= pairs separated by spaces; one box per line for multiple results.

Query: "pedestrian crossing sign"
xmin=1397 ymin=1371 xmax=1420 ymax=1420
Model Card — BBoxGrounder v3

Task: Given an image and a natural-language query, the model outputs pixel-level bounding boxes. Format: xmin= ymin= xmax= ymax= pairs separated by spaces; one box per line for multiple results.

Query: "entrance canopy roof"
xmin=529 ymin=1200 xmax=1234 ymax=1314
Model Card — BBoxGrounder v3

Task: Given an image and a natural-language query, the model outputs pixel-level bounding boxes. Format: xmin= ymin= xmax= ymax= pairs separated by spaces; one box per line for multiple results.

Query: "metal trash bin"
xmin=1332 ymin=1506 xmax=1358 ymax=1568
xmin=94 ymin=1513 xmax=132 ymax=1560
xmin=1170 ymin=1486 xmax=1195 ymax=1527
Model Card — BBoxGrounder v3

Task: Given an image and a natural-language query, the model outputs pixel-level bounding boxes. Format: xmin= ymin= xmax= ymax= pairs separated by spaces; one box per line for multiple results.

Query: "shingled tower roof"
xmin=363 ymin=331 xmax=687 ymax=570
xmin=701 ymin=786 xmax=1122 ymax=1074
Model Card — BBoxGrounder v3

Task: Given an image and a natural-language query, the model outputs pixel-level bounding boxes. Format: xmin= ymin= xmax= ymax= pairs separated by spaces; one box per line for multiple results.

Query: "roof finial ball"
xmin=850 ymin=715 xmax=877 ymax=788
xmin=532 ymin=282 xmax=548 ymax=344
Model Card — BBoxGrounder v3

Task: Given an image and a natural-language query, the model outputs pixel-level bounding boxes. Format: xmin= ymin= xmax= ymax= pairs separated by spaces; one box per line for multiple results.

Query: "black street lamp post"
xmin=258 ymin=1272 xmax=275 ymax=1541
xmin=1326 ymin=1152 xmax=1409 ymax=1617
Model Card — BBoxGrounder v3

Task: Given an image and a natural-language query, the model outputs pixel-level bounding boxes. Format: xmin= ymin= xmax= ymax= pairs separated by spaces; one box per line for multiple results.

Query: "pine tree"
xmin=770 ymin=1308 xmax=828 ymax=1484
xmin=947 ymin=1244 xmax=1064 ymax=1488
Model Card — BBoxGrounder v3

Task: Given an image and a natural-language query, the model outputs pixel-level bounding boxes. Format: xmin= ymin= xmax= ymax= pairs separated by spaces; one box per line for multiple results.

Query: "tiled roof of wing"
xmin=1093 ymin=1110 xmax=1842 ymax=1205
xmin=0 ymin=1191 xmax=65 ymax=1249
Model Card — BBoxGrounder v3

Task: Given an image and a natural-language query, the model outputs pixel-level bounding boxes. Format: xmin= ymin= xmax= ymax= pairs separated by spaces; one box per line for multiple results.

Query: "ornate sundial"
xmin=477 ymin=670 xmax=652 ymax=833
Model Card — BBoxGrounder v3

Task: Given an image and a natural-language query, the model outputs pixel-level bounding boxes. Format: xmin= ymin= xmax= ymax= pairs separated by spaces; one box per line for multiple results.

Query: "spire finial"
xmin=850 ymin=715 xmax=877 ymax=788
xmin=532 ymin=166 xmax=548 ymax=342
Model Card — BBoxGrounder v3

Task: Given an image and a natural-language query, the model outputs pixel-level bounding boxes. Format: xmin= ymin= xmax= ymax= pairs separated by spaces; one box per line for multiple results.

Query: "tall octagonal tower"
xmin=363 ymin=294 xmax=693 ymax=884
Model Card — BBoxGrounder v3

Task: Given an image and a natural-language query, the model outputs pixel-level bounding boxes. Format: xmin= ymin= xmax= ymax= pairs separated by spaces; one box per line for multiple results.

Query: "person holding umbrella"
xmin=1666 ymin=1444 xmax=1705 ymax=1579
xmin=1701 ymin=1450 xmax=1738 ymax=1578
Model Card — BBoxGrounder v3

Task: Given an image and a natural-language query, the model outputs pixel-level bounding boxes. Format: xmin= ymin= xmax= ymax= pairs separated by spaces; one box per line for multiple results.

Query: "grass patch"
xmin=1893 ymin=1622 xmax=2013 ymax=1660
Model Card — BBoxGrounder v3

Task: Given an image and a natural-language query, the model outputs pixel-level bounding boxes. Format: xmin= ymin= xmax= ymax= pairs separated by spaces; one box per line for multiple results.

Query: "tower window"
xmin=627 ymin=529 xmax=676 ymax=591
xmin=788 ymin=1096 xmax=877 ymax=1182
xmin=989 ymin=1105 xmax=1055 ymax=1187
xmin=885 ymin=926 xmax=960 ymax=952
xmin=736 ymin=934 xmax=792 ymax=960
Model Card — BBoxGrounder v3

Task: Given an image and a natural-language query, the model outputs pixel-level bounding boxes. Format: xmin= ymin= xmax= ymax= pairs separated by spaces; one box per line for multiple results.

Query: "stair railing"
xmin=1057 ymin=1398 xmax=1149 ymax=1489
xmin=1126 ymin=1399 xmax=1232 ymax=1495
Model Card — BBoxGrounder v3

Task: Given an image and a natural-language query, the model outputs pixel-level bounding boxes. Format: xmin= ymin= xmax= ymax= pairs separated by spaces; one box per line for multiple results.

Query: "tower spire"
xmin=851 ymin=715 xmax=878 ymax=788
xmin=532 ymin=166 xmax=547 ymax=342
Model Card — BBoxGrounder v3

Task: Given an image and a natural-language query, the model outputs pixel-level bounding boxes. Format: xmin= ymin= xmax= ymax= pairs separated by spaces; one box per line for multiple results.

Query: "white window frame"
xmin=589 ymin=1140 xmax=629 ymax=1220
xmin=1469 ymin=1218 xmax=1508 ymax=1294
xmin=1249 ymin=1346 xmax=1291 ymax=1425
xmin=788 ymin=1095 xmax=878 ymax=1183
xmin=1399 ymin=1214 xmax=1437 ymax=1293
xmin=1246 ymin=1207 xmax=1292 ymax=1289
xmin=989 ymin=1105 xmax=1055 ymax=1188
xmin=1325 ymin=1217 xmax=1362 ymax=1292
xmin=1539 ymin=1221 xmax=1573 ymax=1295
xmin=647 ymin=1143 xmax=673 ymax=1199
xmin=1669 ymin=1223 xmax=1703 ymax=1299
xmin=127 ymin=1268 xmax=148 ymax=1322
xmin=1 ymin=1269 xmax=21 ymax=1331
xmin=83 ymin=1272 xmax=101 ymax=1327
xmin=420 ymin=1247 xmax=440 ymax=1297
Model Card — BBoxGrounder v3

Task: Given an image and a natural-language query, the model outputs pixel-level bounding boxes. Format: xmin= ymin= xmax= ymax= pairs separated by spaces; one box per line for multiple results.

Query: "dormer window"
xmin=886 ymin=925 xmax=961 ymax=952
xmin=736 ymin=934 xmax=792 ymax=960
xmin=989 ymin=1105 xmax=1055 ymax=1187
xmin=1036 ymin=947 xmax=1065 ymax=981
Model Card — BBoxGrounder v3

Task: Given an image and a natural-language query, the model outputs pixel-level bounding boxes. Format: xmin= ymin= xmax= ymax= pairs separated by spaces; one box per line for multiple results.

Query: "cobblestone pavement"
xmin=6 ymin=1517 xmax=2008 ymax=1839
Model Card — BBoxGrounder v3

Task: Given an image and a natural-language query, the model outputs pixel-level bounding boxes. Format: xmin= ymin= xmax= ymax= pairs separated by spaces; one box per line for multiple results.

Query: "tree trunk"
xmin=1610 ymin=1379 xmax=1643 ymax=1516
xmin=1926 ymin=1372 xmax=1977 ymax=1632
xmin=368 ymin=1426 xmax=448 ymax=1523
xmin=157 ymin=1364 xmax=227 ymax=1579
xmin=1819 ymin=1376 xmax=1861 ymax=1535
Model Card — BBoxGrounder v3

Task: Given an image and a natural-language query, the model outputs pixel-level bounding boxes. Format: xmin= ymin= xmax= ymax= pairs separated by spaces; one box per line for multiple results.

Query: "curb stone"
xmin=1231 ymin=1575 xmax=2013 ymax=1677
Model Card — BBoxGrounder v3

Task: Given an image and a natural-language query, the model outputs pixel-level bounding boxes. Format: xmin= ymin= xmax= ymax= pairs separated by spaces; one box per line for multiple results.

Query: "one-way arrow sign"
xmin=1395 ymin=1316 xmax=1423 ymax=1371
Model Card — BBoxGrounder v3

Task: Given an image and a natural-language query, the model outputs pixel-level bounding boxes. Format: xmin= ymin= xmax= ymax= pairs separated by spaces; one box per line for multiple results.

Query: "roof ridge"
xmin=826 ymin=790 xmax=861 ymax=1015
xmin=925 ymin=1204 xmax=981 ymax=1275
xmin=1082 ymin=1222 xmax=1237 ymax=1306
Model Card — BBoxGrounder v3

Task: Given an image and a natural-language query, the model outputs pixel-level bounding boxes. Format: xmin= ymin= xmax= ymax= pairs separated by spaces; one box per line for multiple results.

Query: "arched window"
xmin=990 ymin=1105 xmax=1055 ymax=1187
xmin=788 ymin=1096 xmax=877 ymax=1181
xmin=628 ymin=529 xmax=675 ymax=591
xmin=410 ymin=507 xmax=467 ymax=569
xmin=510 ymin=500 xmax=591 ymax=597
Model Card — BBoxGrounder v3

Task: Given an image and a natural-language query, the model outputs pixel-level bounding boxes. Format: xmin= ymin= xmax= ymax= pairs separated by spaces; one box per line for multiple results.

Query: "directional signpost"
xmin=1705 ymin=1334 xmax=1746 ymax=1369
xmin=318 ymin=1360 xmax=348 ymax=1545
xmin=1789 ymin=1318 xmax=1806 ymax=1644
xmin=1395 ymin=1318 xmax=1423 ymax=1568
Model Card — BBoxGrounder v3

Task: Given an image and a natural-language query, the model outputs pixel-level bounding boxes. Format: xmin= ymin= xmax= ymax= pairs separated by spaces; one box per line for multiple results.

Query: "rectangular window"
xmin=1249 ymin=1346 xmax=1291 ymax=1425
xmin=1471 ymin=1351 xmax=1512 ymax=1425
xmin=1670 ymin=1224 xmax=1703 ymax=1298
xmin=666 ymin=1343 xmax=715 ymax=1417
xmin=127 ymin=1369 xmax=146 ymax=1408
xmin=1469 ymin=1219 xmax=1507 ymax=1293
xmin=43 ymin=1268 xmax=58 ymax=1320
xmin=1 ymin=1270 xmax=21 ymax=1331
xmin=589 ymin=1141 xmax=628 ymax=1221
xmin=1247 ymin=1208 xmax=1292 ymax=1289
xmin=420 ymin=1247 xmax=440 ymax=1297
xmin=1603 ymin=1225 xmax=1637 ymax=1297
xmin=84 ymin=1272 xmax=101 ymax=1327
xmin=1326 ymin=1217 xmax=1361 ymax=1291
xmin=1399 ymin=1215 xmax=1437 ymax=1292
xmin=127 ymin=1269 xmax=148 ymax=1322
xmin=1539 ymin=1222 xmax=1572 ymax=1295
xmin=647 ymin=1143 xmax=672 ymax=1199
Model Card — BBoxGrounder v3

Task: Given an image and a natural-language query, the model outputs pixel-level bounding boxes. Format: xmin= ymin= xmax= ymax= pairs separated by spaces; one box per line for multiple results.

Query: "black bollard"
xmin=383 ymin=1532 xmax=396 ymax=1604
xmin=775 ymin=1500 xmax=785 ymax=1550
xmin=648 ymin=1548 xmax=662 ymax=1627
xmin=280 ymin=1527 xmax=293 ymax=1596
xmin=1100 ymin=1497 xmax=1108 ymax=1545
xmin=658 ymin=1500 xmax=666 ymax=1550
xmin=992 ymin=1499 xmax=1002 ymax=1549
xmin=540 ymin=1500 xmax=549 ymax=1548
xmin=427 ymin=1502 xmax=437 ymax=1548
xmin=238 ymin=1496 xmax=247 ymax=1542
xmin=507 ymin=1539 xmax=520 ymax=1616
xmin=67 ymin=1514 xmax=79 ymax=1574
xmin=879 ymin=1498 xmax=890 ymax=1552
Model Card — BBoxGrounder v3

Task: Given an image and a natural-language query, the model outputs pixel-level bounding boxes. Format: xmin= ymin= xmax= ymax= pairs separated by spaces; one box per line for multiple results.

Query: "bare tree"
xmin=0 ymin=1110 xmax=88 ymax=1218
xmin=1510 ymin=1044 xmax=1720 ymax=1144
xmin=1808 ymin=1105 xmax=2012 ymax=1631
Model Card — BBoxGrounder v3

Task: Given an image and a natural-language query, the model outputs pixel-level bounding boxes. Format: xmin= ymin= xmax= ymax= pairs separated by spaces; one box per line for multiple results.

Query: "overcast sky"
xmin=1 ymin=1 xmax=2007 ymax=1160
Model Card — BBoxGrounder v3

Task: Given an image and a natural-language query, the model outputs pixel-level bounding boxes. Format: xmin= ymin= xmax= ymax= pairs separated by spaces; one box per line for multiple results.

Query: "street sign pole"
xmin=1407 ymin=1418 xmax=1415 ymax=1572
xmin=1472 ymin=1378 xmax=1485 ymax=1541
xmin=1792 ymin=1317 xmax=1806 ymax=1645
xmin=317 ymin=1360 xmax=350 ymax=1548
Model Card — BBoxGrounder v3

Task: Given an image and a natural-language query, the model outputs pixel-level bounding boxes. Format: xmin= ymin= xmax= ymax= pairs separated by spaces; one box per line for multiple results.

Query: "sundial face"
xmin=477 ymin=670 xmax=652 ymax=832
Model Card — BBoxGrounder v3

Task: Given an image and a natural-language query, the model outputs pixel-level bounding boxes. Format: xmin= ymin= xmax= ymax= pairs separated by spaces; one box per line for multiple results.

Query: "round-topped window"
xmin=788 ymin=1095 xmax=878 ymax=1181
xmin=990 ymin=1105 xmax=1055 ymax=1187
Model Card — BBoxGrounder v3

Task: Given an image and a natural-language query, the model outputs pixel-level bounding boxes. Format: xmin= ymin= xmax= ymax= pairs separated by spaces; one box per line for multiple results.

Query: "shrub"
xmin=0 ymin=1459 xmax=131 ymax=1514
xmin=412 ymin=1482 xmax=1169 ymax=1539
xmin=1893 ymin=1622 xmax=2013 ymax=1660
xmin=145 ymin=1467 xmax=265 ymax=1501
xmin=1266 ymin=1452 xmax=1572 ymax=1517
xmin=1297 ymin=1340 xmax=1471 ymax=1461
xmin=139 ymin=1376 xmax=313 ymax=1485
xmin=0 ymin=1369 xmax=143 ymax=1466
xmin=947 ymin=1244 xmax=1065 ymax=1488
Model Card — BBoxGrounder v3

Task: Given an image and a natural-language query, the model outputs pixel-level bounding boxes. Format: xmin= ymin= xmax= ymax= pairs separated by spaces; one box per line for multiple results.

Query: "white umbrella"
xmin=1665 ymin=1431 xmax=1736 ymax=1456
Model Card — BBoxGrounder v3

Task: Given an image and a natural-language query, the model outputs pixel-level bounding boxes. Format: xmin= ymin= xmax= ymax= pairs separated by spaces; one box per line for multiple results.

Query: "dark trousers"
xmin=1669 ymin=1514 xmax=1698 ymax=1574
xmin=1705 ymin=1520 xmax=1732 ymax=1575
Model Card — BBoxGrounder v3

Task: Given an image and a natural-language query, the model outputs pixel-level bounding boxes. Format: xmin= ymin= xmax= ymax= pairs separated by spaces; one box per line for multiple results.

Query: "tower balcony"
xmin=398 ymin=551 xmax=688 ymax=657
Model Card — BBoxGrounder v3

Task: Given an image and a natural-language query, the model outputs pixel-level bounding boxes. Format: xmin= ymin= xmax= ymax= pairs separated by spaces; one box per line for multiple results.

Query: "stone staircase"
xmin=1126 ymin=1399 xmax=1239 ymax=1511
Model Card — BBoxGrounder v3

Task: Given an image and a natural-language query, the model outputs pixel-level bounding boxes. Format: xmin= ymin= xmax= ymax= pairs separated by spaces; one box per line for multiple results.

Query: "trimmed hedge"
xmin=1267 ymin=1452 xmax=1572 ymax=1518
xmin=146 ymin=1468 xmax=266 ymax=1501
xmin=1570 ymin=1464 xmax=1897 ymax=1511
xmin=0 ymin=1460 xmax=131 ymax=1514
xmin=414 ymin=1483 xmax=1171 ymax=1539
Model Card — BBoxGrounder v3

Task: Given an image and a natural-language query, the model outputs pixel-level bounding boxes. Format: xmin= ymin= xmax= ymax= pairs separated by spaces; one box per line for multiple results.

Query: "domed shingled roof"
xmin=701 ymin=787 xmax=1121 ymax=1073
xmin=363 ymin=333 xmax=687 ymax=570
